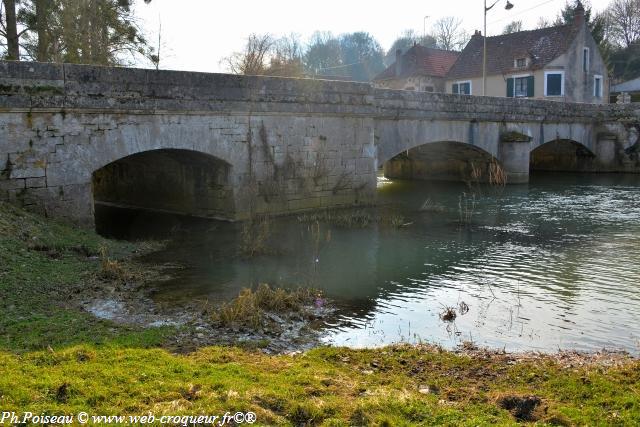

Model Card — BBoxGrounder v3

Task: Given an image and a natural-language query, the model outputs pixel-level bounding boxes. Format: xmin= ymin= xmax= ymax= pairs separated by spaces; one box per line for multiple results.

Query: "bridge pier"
xmin=498 ymin=132 xmax=533 ymax=184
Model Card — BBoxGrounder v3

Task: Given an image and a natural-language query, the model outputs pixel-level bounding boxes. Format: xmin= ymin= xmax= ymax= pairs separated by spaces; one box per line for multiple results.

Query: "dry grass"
xmin=239 ymin=215 xmax=272 ymax=258
xmin=98 ymin=246 xmax=129 ymax=281
xmin=212 ymin=284 xmax=320 ymax=329
xmin=489 ymin=159 xmax=508 ymax=186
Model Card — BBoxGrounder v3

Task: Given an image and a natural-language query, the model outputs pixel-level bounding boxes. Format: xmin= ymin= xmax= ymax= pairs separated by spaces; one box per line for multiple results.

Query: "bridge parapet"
xmin=374 ymin=88 xmax=639 ymax=124
xmin=0 ymin=61 xmax=376 ymax=115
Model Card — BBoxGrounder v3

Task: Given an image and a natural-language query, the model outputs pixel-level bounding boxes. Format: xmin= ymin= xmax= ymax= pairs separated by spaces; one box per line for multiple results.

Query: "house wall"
xmin=445 ymin=23 xmax=608 ymax=103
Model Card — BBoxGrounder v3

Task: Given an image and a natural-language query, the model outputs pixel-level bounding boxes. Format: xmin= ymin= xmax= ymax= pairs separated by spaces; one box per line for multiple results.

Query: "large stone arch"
xmin=92 ymin=148 xmax=235 ymax=216
xmin=43 ymin=114 xmax=249 ymax=224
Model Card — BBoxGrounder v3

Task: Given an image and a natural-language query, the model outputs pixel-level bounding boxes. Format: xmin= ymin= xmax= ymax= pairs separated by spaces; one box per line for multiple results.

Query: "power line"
xmin=488 ymin=0 xmax=556 ymax=25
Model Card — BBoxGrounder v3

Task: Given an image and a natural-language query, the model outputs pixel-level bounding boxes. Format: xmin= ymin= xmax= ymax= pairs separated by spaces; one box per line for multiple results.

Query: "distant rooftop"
xmin=374 ymin=45 xmax=459 ymax=81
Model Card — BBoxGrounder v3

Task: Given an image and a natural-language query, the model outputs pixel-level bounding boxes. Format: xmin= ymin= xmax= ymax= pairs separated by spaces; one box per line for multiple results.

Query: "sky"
xmin=133 ymin=0 xmax=613 ymax=73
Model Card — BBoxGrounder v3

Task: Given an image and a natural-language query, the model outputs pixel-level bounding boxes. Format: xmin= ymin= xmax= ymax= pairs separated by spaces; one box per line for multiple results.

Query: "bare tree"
xmin=607 ymin=0 xmax=640 ymax=47
xmin=268 ymin=33 xmax=305 ymax=77
xmin=536 ymin=17 xmax=552 ymax=29
xmin=223 ymin=33 xmax=274 ymax=75
xmin=502 ymin=20 xmax=523 ymax=34
xmin=432 ymin=17 xmax=469 ymax=51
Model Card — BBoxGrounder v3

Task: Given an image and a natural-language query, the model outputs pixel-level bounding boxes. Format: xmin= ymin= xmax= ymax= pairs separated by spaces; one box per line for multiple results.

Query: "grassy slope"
xmin=0 ymin=202 xmax=639 ymax=426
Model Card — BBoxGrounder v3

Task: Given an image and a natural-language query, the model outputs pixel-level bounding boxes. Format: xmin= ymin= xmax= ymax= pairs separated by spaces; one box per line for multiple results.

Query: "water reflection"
xmin=98 ymin=173 xmax=640 ymax=354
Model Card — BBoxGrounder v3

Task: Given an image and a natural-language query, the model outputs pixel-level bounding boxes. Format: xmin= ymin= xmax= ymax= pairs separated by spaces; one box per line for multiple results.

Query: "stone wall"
xmin=1 ymin=61 xmax=639 ymax=225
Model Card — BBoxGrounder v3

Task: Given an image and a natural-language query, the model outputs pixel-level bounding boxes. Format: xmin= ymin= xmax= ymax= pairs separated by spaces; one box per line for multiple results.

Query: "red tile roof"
xmin=374 ymin=45 xmax=460 ymax=81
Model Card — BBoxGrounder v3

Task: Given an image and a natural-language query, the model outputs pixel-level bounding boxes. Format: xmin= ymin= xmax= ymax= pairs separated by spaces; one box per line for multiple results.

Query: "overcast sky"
xmin=134 ymin=0 xmax=612 ymax=73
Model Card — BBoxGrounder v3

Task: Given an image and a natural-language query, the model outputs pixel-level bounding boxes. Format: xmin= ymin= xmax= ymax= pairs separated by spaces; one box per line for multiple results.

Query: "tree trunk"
xmin=3 ymin=0 xmax=19 ymax=60
xmin=35 ymin=0 xmax=49 ymax=61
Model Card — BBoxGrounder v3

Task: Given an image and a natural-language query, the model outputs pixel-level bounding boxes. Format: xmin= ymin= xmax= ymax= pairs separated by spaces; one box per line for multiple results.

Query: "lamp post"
xmin=423 ymin=15 xmax=429 ymax=41
xmin=483 ymin=0 xmax=514 ymax=96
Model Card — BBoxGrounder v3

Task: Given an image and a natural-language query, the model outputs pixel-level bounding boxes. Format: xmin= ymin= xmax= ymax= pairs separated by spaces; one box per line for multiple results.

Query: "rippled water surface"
xmin=114 ymin=173 xmax=640 ymax=354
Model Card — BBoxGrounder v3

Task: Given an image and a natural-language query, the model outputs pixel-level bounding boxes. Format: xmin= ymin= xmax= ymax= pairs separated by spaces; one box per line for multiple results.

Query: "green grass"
xmin=0 ymin=201 xmax=639 ymax=425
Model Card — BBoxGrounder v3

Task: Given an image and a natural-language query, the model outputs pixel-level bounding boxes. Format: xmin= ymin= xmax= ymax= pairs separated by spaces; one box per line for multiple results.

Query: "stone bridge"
xmin=1 ymin=61 xmax=639 ymax=225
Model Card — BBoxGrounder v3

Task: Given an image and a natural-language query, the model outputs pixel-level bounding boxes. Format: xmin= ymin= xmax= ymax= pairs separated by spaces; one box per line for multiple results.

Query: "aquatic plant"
xmin=212 ymin=284 xmax=321 ymax=329
xmin=238 ymin=215 xmax=272 ymax=258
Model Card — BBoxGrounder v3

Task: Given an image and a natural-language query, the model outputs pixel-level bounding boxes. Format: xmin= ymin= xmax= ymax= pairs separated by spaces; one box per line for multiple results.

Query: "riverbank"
xmin=1 ymin=201 xmax=639 ymax=425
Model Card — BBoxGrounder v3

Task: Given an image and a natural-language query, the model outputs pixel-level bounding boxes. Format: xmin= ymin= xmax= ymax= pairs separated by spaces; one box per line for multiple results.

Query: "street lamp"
xmin=483 ymin=0 xmax=514 ymax=96
xmin=423 ymin=16 xmax=430 ymax=41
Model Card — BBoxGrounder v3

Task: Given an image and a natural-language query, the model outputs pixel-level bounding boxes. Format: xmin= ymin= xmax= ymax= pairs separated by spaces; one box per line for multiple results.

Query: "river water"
xmin=101 ymin=173 xmax=640 ymax=354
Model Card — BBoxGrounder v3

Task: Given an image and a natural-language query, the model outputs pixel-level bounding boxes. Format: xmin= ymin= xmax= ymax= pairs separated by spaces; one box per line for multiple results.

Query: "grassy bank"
xmin=1 ymin=201 xmax=639 ymax=425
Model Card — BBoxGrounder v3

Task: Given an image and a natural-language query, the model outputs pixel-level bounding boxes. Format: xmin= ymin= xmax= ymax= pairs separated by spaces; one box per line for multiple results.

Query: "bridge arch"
xmin=382 ymin=140 xmax=506 ymax=184
xmin=92 ymin=148 xmax=236 ymax=232
xmin=530 ymin=139 xmax=596 ymax=172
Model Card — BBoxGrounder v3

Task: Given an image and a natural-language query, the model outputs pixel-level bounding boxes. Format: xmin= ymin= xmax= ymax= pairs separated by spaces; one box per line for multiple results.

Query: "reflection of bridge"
xmin=1 ymin=61 xmax=639 ymax=225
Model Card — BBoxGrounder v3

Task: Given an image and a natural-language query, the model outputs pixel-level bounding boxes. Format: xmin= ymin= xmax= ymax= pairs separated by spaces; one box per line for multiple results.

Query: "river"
xmin=97 ymin=173 xmax=640 ymax=354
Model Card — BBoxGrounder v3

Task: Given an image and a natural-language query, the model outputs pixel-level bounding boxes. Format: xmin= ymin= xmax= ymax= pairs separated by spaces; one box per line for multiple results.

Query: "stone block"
xmin=26 ymin=177 xmax=47 ymax=188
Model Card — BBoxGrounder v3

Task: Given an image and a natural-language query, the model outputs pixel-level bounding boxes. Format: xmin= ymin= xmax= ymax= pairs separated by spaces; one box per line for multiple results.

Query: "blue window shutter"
xmin=452 ymin=83 xmax=459 ymax=94
xmin=506 ymin=78 xmax=514 ymax=97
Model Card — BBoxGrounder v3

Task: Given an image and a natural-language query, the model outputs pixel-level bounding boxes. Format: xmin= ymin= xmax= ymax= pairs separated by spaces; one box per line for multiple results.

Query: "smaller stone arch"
xmin=383 ymin=141 xmax=506 ymax=184
xmin=530 ymin=139 xmax=596 ymax=172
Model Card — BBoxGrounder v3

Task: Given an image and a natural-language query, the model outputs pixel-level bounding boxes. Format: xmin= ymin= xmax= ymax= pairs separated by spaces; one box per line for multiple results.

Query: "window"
xmin=424 ymin=86 xmax=434 ymax=92
xmin=515 ymin=77 xmax=528 ymax=97
xmin=594 ymin=75 xmax=603 ymax=98
xmin=452 ymin=81 xmax=471 ymax=95
xmin=583 ymin=48 xmax=590 ymax=72
xmin=515 ymin=58 xmax=527 ymax=68
xmin=544 ymin=71 xmax=564 ymax=97
xmin=506 ymin=75 xmax=534 ymax=98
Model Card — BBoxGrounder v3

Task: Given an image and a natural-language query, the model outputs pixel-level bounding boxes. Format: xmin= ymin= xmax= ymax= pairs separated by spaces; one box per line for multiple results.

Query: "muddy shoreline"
xmin=77 ymin=258 xmax=335 ymax=354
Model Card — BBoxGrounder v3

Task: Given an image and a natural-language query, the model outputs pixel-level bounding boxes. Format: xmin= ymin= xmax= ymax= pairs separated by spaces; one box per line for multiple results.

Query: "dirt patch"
xmin=497 ymin=394 xmax=543 ymax=421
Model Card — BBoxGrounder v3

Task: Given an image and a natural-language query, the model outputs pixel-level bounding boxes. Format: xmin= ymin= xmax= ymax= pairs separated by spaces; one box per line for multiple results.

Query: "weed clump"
xmin=238 ymin=216 xmax=273 ymax=258
xmin=212 ymin=284 xmax=322 ymax=329
xmin=98 ymin=246 xmax=129 ymax=281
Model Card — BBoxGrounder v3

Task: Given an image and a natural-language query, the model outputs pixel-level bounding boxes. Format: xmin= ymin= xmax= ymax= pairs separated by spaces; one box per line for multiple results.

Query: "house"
xmin=373 ymin=44 xmax=459 ymax=93
xmin=445 ymin=2 xmax=608 ymax=103
xmin=610 ymin=77 xmax=640 ymax=103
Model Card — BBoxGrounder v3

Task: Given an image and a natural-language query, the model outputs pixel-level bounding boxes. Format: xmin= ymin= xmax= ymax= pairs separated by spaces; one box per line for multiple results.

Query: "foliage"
xmin=502 ymin=20 xmax=523 ymax=34
xmin=1 ymin=0 xmax=152 ymax=65
xmin=304 ymin=31 xmax=385 ymax=82
xmin=384 ymin=29 xmax=437 ymax=66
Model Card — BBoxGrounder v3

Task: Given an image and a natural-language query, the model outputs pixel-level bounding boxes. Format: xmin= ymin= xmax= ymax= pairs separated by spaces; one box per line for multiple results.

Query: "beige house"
xmin=373 ymin=44 xmax=459 ymax=93
xmin=446 ymin=2 xmax=608 ymax=103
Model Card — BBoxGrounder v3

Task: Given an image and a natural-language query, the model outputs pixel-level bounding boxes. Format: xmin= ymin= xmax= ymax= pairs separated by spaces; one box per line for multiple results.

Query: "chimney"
xmin=395 ymin=49 xmax=403 ymax=77
xmin=574 ymin=0 xmax=585 ymax=28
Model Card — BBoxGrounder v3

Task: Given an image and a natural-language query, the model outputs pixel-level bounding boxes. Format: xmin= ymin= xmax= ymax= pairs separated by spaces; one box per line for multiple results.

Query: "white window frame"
xmin=509 ymin=73 xmax=533 ymax=98
xmin=514 ymin=57 xmax=527 ymax=68
xmin=544 ymin=70 xmax=565 ymax=97
xmin=593 ymin=74 xmax=603 ymax=98
xmin=583 ymin=47 xmax=590 ymax=72
xmin=453 ymin=80 xmax=472 ymax=95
